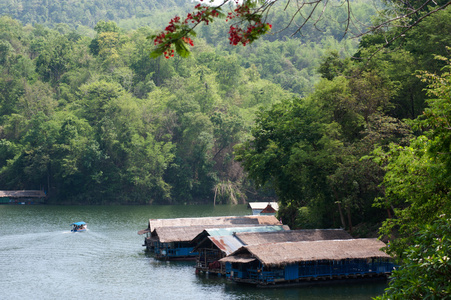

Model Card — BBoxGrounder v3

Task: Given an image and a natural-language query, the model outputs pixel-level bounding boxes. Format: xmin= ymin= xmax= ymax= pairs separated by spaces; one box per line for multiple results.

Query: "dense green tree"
xmin=0 ymin=39 xmax=14 ymax=65
xmin=77 ymin=80 xmax=125 ymax=125
xmin=1 ymin=113 xmax=54 ymax=190
xmin=161 ymin=85 xmax=215 ymax=202
xmin=18 ymin=80 xmax=56 ymax=118
xmin=375 ymin=215 xmax=451 ymax=299
xmin=371 ymin=56 xmax=451 ymax=298
xmin=48 ymin=113 xmax=104 ymax=202
xmin=0 ymin=76 xmax=24 ymax=118
xmin=374 ymin=56 xmax=451 ymax=256
xmin=234 ymin=96 xmax=343 ymax=228
xmin=35 ymin=34 xmax=73 ymax=98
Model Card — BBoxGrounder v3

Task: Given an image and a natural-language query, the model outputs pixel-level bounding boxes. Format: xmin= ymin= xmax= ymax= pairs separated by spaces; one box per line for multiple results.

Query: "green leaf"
xmin=174 ymin=40 xmax=190 ymax=58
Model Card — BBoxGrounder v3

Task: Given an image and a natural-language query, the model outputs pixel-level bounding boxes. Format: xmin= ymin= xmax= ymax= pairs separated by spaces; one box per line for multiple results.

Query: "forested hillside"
xmin=0 ymin=0 xmax=190 ymax=29
xmin=236 ymin=5 xmax=451 ymax=231
xmin=0 ymin=16 xmax=296 ymax=204
xmin=0 ymin=0 xmax=379 ymax=204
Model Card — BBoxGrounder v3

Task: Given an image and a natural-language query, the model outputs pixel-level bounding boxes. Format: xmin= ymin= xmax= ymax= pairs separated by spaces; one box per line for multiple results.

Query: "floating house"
xmin=248 ymin=202 xmax=279 ymax=216
xmin=138 ymin=215 xmax=282 ymax=260
xmin=148 ymin=225 xmax=214 ymax=260
xmin=0 ymin=190 xmax=46 ymax=204
xmin=193 ymin=225 xmax=291 ymax=274
xmin=193 ymin=229 xmax=351 ymax=275
xmin=220 ymin=238 xmax=395 ymax=286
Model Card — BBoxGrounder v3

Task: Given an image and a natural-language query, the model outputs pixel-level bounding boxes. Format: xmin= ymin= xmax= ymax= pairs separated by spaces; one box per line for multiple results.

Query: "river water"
xmin=0 ymin=204 xmax=387 ymax=299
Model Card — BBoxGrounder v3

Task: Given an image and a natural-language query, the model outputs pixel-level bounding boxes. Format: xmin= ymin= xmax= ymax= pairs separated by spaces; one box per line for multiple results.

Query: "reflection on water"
xmin=0 ymin=205 xmax=387 ymax=299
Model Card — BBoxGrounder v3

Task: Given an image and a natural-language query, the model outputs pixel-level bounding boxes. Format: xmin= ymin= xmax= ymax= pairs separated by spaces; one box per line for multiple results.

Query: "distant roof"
xmin=220 ymin=239 xmax=390 ymax=267
xmin=235 ymin=229 xmax=352 ymax=245
xmin=247 ymin=202 xmax=279 ymax=211
xmin=260 ymin=204 xmax=277 ymax=214
xmin=138 ymin=215 xmax=281 ymax=235
xmin=0 ymin=190 xmax=46 ymax=198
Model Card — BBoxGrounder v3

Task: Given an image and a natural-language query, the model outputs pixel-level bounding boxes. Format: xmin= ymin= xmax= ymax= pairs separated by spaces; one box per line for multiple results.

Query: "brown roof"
xmin=221 ymin=239 xmax=390 ymax=267
xmin=260 ymin=204 xmax=276 ymax=214
xmin=0 ymin=190 xmax=46 ymax=198
xmin=152 ymin=226 xmax=210 ymax=243
xmin=235 ymin=229 xmax=352 ymax=245
xmin=138 ymin=215 xmax=281 ymax=235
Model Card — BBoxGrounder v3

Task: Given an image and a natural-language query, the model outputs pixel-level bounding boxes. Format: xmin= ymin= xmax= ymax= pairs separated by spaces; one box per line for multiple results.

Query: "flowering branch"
xmin=149 ymin=0 xmax=272 ymax=59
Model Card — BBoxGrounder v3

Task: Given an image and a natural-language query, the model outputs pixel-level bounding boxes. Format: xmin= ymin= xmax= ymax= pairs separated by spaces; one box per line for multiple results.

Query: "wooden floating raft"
xmin=194 ymin=229 xmax=352 ymax=276
xmin=219 ymin=238 xmax=395 ymax=286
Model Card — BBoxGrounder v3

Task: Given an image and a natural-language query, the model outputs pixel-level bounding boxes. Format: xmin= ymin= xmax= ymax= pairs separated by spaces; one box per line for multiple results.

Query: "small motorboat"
xmin=71 ymin=221 xmax=87 ymax=232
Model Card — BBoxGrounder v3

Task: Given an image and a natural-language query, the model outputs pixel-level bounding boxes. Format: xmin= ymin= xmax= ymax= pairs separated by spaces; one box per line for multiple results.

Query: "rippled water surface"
xmin=0 ymin=205 xmax=387 ymax=299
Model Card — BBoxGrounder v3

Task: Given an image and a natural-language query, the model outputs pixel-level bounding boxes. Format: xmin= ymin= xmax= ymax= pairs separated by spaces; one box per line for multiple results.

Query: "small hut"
xmin=193 ymin=229 xmax=350 ymax=275
xmin=148 ymin=226 xmax=209 ymax=260
xmin=138 ymin=215 xmax=282 ymax=260
xmin=248 ymin=202 xmax=279 ymax=216
xmin=0 ymin=190 xmax=46 ymax=204
xmin=193 ymin=225 xmax=290 ymax=274
xmin=260 ymin=204 xmax=277 ymax=216
xmin=220 ymin=239 xmax=395 ymax=286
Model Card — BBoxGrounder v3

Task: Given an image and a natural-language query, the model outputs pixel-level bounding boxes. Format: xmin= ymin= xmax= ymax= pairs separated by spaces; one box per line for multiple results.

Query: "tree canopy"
xmin=0 ymin=14 xmax=304 ymax=204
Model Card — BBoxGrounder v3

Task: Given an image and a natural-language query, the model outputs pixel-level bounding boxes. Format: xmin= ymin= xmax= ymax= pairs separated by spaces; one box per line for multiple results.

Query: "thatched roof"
xmin=198 ymin=229 xmax=349 ymax=256
xmin=235 ymin=229 xmax=352 ymax=245
xmin=0 ymin=190 xmax=46 ymax=198
xmin=220 ymin=239 xmax=390 ymax=267
xmin=248 ymin=202 xmax=279 ymax=211
xmin=151 ymin=226 xmax=212 ymax=243
xmin=138 ymin=215 xmax=281 ymax=235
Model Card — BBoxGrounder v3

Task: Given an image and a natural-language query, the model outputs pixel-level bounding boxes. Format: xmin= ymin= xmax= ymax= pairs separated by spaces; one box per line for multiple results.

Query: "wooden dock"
xmin=0 ymin=190 xmax=46 ymax=204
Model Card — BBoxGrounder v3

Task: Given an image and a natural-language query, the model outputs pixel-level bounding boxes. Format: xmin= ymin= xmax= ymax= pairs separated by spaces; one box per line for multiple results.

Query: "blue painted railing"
xmin=226 ymin=258 xmax=395 ymax=283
